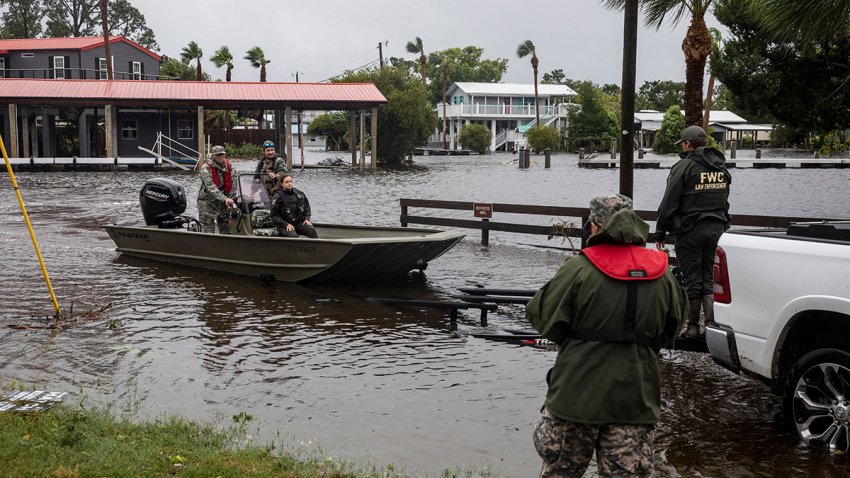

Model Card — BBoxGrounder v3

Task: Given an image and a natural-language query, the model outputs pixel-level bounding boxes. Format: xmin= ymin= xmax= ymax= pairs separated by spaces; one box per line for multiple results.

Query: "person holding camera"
xmin=527 ymin=194 xmax=686 ymax=477
xmin=269 ymin=174 xmax=317 ymax=238
xmin=197 ymin=145 xmax=236 ymax=234
xmin=255 ymin=140 xmax=288 ymax=199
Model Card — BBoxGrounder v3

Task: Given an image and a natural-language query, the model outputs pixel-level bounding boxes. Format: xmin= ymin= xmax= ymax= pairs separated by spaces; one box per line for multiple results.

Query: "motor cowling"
xmin=140 ymin=178 xmax=187 ymax=227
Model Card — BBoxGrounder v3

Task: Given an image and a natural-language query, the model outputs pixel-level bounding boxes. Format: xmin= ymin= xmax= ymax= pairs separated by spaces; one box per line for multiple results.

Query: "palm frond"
xmin=516 ymin=39 xmax=535 ymax=58
xmin=748 ymin=0 xmax=850 ymax=42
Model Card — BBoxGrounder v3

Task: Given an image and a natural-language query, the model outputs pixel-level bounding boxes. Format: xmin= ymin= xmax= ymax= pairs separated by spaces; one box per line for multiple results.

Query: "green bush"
xmin=653 ymin=105 xmax=685 ymax=154
xmin=224 ymin=142 xmax=263 ymax=159
xmin=457 ymin=123 xmax=492 ymax=153
xmin=525 ymin=125 xmax=561 ymax=153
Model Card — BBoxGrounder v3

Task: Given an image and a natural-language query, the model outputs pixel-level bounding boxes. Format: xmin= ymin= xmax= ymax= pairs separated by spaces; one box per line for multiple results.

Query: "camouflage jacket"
xmin=197 ymin=159 xmax=235 ymax=212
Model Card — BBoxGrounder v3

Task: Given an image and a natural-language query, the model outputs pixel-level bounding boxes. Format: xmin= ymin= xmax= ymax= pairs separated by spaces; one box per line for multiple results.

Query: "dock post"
xmin=481 ymin=218 xmax=489 ymax=246
xmin=755 ymin=148 xmax=761 ymax=159
xmin=8 ymin=104 xmax=17 ymax=158
xmin=730 ymin=140 xmax=737 ymax=159
xmin=578 ymin=147 xmax=585 ymax=160
xmin=544 ymin=148 xmax=551 ymax=168
xmin=638 ymin=149 xmax=645 ymax=159
xmin=518 ymin=148 xmax=525 ymax=169
xmin=349 ymin=112 xmax=357 ymax=166
xmin=285 ymin=107 xmax=293 ymax=171
xmin=610 ymin=138 xmax=616 ymax=159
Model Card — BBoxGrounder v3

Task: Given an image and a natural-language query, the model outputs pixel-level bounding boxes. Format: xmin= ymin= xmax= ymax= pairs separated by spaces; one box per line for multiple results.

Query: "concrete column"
xmin=8 ymin=104 xmax=18 ymax=157
xmin=490 ymin=119 xmax=497 ymax=151
xmin=285 ymin=107 xmax=293 ymax=170
xmin=370 ymin=106 xmax=377 ymax=171
xmin=104 ymin=105 xmax=114 ymax=157
xmin=274 ymin=109 xmax=283 ymax=162
xmin=350 ymin=112 xmax=357 ymax=166
xmin=197 ymin=106 xmax=205 ymax=162
xmin=78 ymin=112 xmax=89 ymax=157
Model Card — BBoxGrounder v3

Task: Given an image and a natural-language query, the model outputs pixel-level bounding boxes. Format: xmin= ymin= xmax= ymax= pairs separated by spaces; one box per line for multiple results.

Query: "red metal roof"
xmin=0 ymin=78 xmax=387 ymax=109
xmin=0 ymin=36 xmax=161 ymax=61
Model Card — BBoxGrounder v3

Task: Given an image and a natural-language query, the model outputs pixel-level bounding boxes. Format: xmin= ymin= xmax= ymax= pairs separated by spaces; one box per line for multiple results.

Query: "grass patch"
xmin=0 ymin=405 xmax=496 ymax=477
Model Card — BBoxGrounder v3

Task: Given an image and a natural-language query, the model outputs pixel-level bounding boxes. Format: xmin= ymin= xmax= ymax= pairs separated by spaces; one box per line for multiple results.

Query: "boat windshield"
xmin=236 ymin=174 xmax=272 ymax=212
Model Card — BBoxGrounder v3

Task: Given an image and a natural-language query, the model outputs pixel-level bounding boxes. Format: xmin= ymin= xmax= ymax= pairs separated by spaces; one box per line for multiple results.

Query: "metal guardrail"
xmin=400 ymin=198 xmax=846 ymax=247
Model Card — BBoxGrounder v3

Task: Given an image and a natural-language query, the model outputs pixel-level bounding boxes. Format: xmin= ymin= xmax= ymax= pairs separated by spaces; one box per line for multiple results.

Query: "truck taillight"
xmin=713 ymin=246 xmax=731 ymax=304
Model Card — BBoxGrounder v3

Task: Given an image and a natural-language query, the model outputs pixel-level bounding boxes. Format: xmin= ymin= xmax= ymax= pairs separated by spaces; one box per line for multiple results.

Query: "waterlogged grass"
xmin=0 ymin=406 xmax=496 ymax=478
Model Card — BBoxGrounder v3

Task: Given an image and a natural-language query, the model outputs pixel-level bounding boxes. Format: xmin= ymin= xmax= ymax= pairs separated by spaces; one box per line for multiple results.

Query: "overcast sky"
xmin=139 ymin=0 xmax=723 ymax=87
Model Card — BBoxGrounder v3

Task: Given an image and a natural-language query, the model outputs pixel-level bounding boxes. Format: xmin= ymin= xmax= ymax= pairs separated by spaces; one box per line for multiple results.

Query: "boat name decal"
xmin=285 ymin=245 xmax=317 ymax=254
xmin=114 ymin=230 xmax=149 ymax=241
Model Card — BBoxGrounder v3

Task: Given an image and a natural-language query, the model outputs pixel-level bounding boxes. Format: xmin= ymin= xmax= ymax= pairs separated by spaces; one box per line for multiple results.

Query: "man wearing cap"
xmin=255 ymin=140 xmax=288 ymax=199
xmin=197 ymin=145 xmax=236 ymax=234
xmin=528 ymin=194 xmax=686 ymax=477
xmin=654 ymin=125 xmax=731 ymax=338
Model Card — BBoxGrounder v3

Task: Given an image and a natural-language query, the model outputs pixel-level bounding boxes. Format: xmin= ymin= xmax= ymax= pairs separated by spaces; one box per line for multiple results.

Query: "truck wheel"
xmin=784 ymin=348 xmax=850 ymax=454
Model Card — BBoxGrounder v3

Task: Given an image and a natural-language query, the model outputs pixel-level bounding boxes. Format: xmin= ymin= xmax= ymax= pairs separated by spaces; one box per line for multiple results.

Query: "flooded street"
xmin=1 ymin=148 xmax=849 ymax=477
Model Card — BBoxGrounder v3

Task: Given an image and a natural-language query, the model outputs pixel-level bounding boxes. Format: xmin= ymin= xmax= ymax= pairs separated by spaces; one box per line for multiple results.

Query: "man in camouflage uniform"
xmin=255 ymin=140 xmax=288 ymax=199
xmin=197 ymin=145 xmax=236 ymax=234
xmin=527 ymin=194 xmax=687 ymax=477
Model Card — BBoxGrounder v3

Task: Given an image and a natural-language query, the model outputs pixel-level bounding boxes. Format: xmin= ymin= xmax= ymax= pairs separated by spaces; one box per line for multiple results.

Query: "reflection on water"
xmin=0 ymin=149 xmax=849 ymax=477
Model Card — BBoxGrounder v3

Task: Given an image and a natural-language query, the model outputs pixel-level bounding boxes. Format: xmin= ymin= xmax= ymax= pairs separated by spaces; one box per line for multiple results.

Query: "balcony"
xmin=434 ymin=103 xmax=571 ymax=119
xmin=0 ymin=68 xmax=164 ymax=80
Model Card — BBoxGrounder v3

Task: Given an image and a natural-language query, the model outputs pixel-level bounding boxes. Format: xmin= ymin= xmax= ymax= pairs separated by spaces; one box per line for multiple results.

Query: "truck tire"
xmin=783 ymin=348 xmax=850 ymax=454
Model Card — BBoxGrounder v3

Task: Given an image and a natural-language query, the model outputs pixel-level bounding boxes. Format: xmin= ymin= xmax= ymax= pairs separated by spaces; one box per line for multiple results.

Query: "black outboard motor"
xmin=140 ymin=178 xmax=187 ymax=227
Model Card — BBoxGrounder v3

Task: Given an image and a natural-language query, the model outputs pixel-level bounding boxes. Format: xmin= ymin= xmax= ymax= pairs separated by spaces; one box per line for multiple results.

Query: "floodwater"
xmin=1 ymin=148 xmax=849 ymax=477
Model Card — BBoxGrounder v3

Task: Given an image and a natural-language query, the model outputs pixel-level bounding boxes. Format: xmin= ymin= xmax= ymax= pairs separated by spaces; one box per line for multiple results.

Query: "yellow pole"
xmin=0 ymin=134 xmax=61 ymax=316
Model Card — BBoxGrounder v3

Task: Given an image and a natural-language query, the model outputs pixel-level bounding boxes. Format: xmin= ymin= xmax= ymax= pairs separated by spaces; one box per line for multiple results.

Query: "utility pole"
xmin=441 ymin=63 xmax=448 ymax=150
xmin=378 ymin=42 xmax=384 ymax=68
xmin=294 ymin=71 xmax=305 ymax=168
xmin=619 ymin=0 xmax=638 ymax=199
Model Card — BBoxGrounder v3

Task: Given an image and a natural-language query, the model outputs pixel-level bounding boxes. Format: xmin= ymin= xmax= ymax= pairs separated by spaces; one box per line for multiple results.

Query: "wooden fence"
xmin=399 ymin=198 xmax=845 ymax=247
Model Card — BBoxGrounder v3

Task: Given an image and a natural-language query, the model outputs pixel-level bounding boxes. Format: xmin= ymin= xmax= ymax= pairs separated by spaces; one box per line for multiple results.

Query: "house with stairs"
xmin=430 ymin=82 xmax=576 ymax=152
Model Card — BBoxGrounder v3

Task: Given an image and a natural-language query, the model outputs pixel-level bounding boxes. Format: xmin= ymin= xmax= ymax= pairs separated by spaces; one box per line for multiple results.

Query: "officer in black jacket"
xmin=269 ymin=174 xmax=318 ymax=238
xmin=654 ymin=125 xmax=731 ymax=338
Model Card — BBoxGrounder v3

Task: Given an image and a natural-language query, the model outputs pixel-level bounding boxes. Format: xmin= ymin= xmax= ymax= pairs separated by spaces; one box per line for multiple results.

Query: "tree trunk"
xmin=682 ymin=16 xmax=711 ymax=127
xmin=420 ymin=54 xmax=427 ymax=85
xmin=196 ymin=61 xmax=202 ymax=81
xmin=703 ymin=74 xmax=715 ymax=133
xmin=261 ymin=65 xmax=267 ymax=82
xmin=226 ymin=65 xmax=232 ymax=82
xmin=99 ymin=0 xmax=112 ymax=80
xmin=532 ymin=55 xmax=540 ymax=125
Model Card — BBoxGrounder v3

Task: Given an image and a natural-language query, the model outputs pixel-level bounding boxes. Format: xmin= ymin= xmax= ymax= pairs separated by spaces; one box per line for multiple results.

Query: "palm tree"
xmin=746 ymin=0 xmax=850 ymax=43
xmin=245 ymin=46 xmax=270 ymax=82
xmin=405 ymin=36 xmax=427 ymax=85
xmin=603 ymin=0 xmax=713 ymax=127
xmin=180 ymin=41 xmax=204 ymax=81
xmin=211 ymin=45 xmax=234 ymax=82
xmin=516 ymin=40 xmax=540 ymax=125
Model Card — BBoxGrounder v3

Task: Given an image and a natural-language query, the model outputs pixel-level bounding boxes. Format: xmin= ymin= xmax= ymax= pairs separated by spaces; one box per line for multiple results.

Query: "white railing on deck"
xmin=436 ymin=103 xmax=572 ymax=118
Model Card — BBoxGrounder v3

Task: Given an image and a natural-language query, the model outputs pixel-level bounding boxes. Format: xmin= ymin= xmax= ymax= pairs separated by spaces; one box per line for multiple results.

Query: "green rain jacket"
xmin=527 ymin=208 xmax=687 ymax=424
xmin=655 ymin=146 xmax=731 ymax=240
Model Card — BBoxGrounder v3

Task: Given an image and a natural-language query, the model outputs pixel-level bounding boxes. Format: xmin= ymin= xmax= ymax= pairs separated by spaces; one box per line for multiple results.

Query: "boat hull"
xmin=103 ymin=223 xmax=465 ymax=282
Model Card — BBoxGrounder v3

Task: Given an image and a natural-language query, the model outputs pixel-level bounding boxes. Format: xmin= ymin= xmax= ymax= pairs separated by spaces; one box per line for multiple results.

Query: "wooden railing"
xmin=400 ymin=198 xmax=846 ymax=247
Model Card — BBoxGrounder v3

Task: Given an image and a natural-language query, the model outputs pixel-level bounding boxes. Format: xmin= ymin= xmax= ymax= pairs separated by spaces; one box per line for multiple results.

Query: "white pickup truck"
xmin=706 ymin=221 xmax=850 ymax=453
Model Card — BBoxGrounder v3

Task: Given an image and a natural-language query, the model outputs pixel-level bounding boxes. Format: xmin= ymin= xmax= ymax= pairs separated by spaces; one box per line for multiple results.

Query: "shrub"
xmin=525 ymin=125 xmax=561 ymax=153
xmin=653 ymin=105 xmax=685 ymax=154
xmin=225 ymin=142 xmax=262 ymax=159
xmin=457 ymin=123 xmax=492 ymax=153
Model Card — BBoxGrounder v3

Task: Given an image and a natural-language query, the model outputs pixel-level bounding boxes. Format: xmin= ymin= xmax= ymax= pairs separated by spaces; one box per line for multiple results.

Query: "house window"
xmin=53 ymin=56 xmax=65 ymax=79
xmin=177 ymin=120 xmax=193 ymax=139
xmin=98 ymin=58 xmax=108 ymax=79
xmin=131 ymin=61 xmax=142 ymax=80
xmin=0 ymin=57 xmax=5 ymax=78
xmin=121 ymin=120 xmax=138 ymax=140
xmin=21 ymin=52 xmax=34 ymax=58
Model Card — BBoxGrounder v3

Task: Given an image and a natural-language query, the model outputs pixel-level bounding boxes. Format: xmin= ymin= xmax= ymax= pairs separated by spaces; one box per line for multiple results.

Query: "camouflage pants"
xmin=197 ymin=201 xmax=232 ymax=235
xmin=533 ymin=407 xmax=655 ymax=477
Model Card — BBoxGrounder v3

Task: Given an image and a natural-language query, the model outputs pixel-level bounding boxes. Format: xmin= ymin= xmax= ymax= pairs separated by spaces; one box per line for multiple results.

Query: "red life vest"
xmin=580 ymin=243 xmax=668 ymax=281
xmin=210 ymin=160 xmax=232 ymax=194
